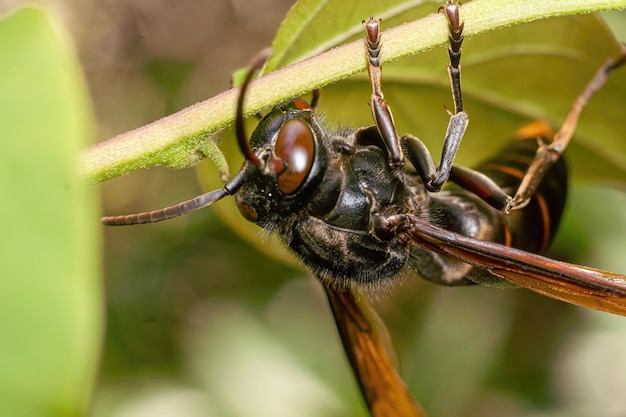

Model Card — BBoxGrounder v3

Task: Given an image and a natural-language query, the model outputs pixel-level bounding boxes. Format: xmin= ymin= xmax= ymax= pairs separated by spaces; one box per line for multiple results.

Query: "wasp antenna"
xmin=101 ymin=170 xmax=246 ymax=226
xmin=236 ymin=47 xmax=272 ymax=167
xmin=101 ymin=189 xmax=227 ymax=226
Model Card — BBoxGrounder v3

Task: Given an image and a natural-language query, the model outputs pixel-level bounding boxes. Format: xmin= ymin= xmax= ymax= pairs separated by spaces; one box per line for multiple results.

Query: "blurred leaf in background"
xmin=0 ymin=5 xmax=101 ymax=417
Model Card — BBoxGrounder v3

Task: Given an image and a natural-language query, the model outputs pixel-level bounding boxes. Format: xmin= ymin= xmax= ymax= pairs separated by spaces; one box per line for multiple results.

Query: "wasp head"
xmin=234 ymin=98 xmax=328 ymax=227
xmin=101 ymin=50 xmax=328 ymax=227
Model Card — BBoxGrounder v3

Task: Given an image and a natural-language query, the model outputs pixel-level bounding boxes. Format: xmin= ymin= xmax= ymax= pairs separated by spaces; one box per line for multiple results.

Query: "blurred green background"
xmin=1 ymin=1 xmax=626 ymax=416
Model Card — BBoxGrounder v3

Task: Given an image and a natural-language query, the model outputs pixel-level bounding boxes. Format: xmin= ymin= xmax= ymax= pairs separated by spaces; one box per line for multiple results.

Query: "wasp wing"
xmin=404 ymin=215 xmax=626 ymax=316
xmin=322 ymin=282 xmax=425 ymax=417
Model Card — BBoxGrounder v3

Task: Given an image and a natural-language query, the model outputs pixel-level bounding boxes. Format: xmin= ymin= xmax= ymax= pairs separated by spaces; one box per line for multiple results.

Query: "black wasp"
xmin=103 ymin=2 xmax=626 ymax=315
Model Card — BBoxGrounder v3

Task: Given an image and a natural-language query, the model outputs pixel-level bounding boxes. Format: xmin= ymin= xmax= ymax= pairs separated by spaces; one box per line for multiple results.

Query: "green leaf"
xmin=0 ymin=7 xmax=101 ymax=417
xmin=266 ymin=0 xmax=438 ymax=71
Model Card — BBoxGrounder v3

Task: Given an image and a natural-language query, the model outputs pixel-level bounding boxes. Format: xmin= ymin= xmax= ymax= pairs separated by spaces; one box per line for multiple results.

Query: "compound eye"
xmin=275 ymin=119 xmax=315 ymax=194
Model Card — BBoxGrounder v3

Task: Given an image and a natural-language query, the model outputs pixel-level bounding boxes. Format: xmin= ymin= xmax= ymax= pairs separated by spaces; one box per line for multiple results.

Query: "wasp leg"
xmin=400 ymin=151 xmax=513 ymax=213
xmin=363 ymin=17 xmax=404 ymax=168
xmin=364 ymin=2 xmax=469 ymax=188
xmin=428 ymin=0 xmax=469 ymax=192
xmin=449 ymin=165 xmax=512 ymax=210
xmin=437 ymin=49 xmax=626 ymax=213
xmin=441 ymin=0 xmax=464 ymax=115
xmin=401 ymin=133 xmax=510 ymax=213
xmin=509 ymin=48 xmax=626 ymax=211
xmin=400 ymin=2 xmax=469 ymax=191
xmin=402 ymin=134 xmax=437 ymax=188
